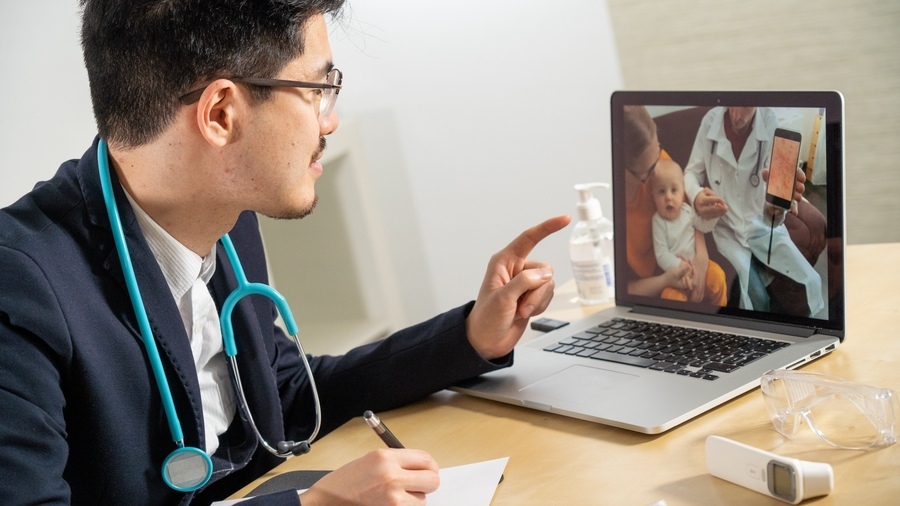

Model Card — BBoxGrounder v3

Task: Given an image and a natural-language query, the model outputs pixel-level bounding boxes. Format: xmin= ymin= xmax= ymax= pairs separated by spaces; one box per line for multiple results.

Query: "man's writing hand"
xmin=301 ymin=449 xmax=439 ymax=506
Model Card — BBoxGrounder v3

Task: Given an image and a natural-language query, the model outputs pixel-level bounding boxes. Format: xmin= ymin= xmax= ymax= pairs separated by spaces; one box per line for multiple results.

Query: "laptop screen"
xmin=610 ymin=91 xmax=845 ymax=336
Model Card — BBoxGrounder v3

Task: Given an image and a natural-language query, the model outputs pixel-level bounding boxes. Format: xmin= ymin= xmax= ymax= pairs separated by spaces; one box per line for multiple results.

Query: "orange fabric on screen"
xmin=660 ymin=259 xmax=728 ymax=306
xmin=626 ymin=150 xmax=673 ymax=278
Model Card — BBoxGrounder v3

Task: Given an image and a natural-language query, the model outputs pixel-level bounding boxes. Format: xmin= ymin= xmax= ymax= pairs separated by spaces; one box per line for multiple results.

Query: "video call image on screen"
xmin=622 ymin=105 xmax=829 ymax=321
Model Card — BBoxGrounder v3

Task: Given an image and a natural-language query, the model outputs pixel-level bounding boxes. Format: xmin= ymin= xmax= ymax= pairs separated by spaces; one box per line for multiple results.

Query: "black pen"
xmin=363 ymin=410 xmax=405 ymax=449
xmin=364 ymin=410 xmax=505 ymax=483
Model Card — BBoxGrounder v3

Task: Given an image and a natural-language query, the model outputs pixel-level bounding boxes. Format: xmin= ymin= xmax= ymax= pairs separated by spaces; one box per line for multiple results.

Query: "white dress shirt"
xmin=125 ymin=192 xmax=235 ymax=454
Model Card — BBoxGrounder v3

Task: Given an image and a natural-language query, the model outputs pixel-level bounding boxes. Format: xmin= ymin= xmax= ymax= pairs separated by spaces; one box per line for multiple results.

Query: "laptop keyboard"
xmin=542 ymin=318 xmax=790 ymax=381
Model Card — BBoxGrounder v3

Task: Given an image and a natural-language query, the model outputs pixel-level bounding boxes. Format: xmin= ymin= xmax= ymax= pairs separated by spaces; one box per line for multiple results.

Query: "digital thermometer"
xmin=706 ymin=436 xmax=833 ymax=504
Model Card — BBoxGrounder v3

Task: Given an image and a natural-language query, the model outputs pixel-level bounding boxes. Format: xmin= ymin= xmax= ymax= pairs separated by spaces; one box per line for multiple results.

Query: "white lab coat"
xmin=684 ymin=107 xmax=824 ymax=315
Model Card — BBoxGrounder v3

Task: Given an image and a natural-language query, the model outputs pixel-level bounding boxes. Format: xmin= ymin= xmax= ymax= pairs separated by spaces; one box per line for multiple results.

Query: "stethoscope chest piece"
xmin=162 ymin=446 xmax=213 ymax=492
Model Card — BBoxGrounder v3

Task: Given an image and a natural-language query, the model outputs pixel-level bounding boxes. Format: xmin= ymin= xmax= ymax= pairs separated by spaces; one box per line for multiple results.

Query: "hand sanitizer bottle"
xmin=569 ymin=182 xmax=615 ymax=305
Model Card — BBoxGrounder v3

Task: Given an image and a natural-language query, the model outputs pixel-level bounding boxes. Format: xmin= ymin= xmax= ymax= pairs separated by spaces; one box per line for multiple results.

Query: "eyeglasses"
xmin=760 ymin=369 xmax=899 ymax=450
xmin=179 ymin=68 xmax=343 ymax=117
xmin=627 ymin=143 xmax=662 ymax=184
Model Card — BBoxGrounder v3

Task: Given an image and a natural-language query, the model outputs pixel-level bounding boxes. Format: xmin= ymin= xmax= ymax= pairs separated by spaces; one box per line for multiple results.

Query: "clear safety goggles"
xmin=760 ymin=369 xmax=899 ymax=450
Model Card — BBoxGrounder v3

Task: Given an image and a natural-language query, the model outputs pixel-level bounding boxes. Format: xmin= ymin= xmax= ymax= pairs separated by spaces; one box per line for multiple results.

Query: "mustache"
xmin=313 ymin=137 xmax=327 ymax=161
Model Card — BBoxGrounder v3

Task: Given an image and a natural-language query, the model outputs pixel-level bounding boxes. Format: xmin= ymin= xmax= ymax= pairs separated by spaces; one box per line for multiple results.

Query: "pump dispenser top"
xmin=574 ymin=182 xmax=609 ymax=223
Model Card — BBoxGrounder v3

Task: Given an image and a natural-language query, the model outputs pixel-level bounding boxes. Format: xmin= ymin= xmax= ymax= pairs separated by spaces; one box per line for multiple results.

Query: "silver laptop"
xmin=453 ymin=90 xmax=846 ymax=434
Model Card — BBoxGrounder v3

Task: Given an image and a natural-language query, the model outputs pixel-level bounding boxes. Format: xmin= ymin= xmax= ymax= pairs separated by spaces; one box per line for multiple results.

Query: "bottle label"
xmin=601 ymin=257 xmax=615 ymax=298
xmin=572 ymin=260 xmax=608 ymax=303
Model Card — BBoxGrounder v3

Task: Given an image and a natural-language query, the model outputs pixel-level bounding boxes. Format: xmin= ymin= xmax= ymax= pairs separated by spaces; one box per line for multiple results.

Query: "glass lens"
xmin=319 ymin=90 xmax=334 ymax=117
xmin=761 ymin=373 xmax=810 ymax=436
xmin=761 ymin=370 xmax=898 ymax=449
xmin=803 ymin=392 xmax=881 ymax=449
xmin=320 ymin=69 xmax=341 ymax=117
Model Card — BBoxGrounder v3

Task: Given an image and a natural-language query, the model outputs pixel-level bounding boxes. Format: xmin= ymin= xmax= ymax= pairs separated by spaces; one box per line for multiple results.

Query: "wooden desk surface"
xmin=234 ymin=243 xmax=900 ymax=505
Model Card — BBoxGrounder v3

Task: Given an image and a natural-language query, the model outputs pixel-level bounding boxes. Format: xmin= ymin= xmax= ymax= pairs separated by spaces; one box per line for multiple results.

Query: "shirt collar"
xmin=123 ymin=190 xmax=217 ymax=302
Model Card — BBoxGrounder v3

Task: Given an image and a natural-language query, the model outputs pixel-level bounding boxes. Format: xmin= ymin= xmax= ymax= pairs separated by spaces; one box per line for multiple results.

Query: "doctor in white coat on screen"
xmin=683 ymin=106 xmax=823 ymax=316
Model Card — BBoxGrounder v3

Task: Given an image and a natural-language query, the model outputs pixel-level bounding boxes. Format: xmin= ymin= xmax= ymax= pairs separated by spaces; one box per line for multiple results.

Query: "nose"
xmin=319 ymin=108 xmax=340 ymax=136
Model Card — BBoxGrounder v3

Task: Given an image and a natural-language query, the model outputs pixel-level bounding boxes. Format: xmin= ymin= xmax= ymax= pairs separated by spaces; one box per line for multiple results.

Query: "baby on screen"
xmin=650 ymin=159 xmax=728 ymax=306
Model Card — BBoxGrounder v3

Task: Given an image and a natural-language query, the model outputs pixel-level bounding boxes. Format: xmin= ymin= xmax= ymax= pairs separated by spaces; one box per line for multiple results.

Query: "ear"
xmin=194 ymin=79 xmax=241 ymax=147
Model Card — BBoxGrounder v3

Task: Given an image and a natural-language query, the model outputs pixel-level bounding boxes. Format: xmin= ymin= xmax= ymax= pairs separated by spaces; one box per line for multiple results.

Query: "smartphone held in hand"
xmin=765 ymin=128 xmax=803 ymax=210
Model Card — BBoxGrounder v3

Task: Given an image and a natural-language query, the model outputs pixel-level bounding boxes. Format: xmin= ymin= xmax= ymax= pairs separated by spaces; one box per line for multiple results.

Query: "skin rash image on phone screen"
xmin=766 ymin=128 xmax=802 ymax=209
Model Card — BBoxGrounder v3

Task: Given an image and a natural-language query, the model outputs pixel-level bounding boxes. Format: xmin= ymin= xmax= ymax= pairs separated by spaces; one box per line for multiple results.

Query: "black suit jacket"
xmin=0 ymin=138 xmax=508 ymax=505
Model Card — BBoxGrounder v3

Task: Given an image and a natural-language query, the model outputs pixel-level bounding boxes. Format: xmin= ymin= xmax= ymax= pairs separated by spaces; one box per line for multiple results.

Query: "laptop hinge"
xmin=630 ymin=305 xmax=816 ymax=338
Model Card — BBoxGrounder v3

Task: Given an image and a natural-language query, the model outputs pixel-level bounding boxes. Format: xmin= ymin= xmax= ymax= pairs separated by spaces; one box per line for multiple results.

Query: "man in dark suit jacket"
xmin=0 ymin=1 xmax=569 ymax=505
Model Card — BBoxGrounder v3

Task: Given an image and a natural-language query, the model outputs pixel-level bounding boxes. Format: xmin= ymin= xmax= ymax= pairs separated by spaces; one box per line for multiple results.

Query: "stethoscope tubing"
xmin=218 ymin=233 xmax=321 ymax=455
xmin=97 ymin=138 xmax=321 ymax=490
xmin=98 ymin=139 xmax=188 ymax=447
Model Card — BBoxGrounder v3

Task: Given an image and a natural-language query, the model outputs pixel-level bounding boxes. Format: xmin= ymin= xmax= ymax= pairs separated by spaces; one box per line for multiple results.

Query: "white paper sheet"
xmin=427 ymin=456 xmax=508 ymax=506
xmin=212 ymin=456 xmax=509 ymax=506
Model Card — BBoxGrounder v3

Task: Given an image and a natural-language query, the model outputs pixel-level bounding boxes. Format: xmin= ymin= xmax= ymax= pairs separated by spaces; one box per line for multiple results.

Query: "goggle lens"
xmin=761 ymin=370 xmax=898 ymax=450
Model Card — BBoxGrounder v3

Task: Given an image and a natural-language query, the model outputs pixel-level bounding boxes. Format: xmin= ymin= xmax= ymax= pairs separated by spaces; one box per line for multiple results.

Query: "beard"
xmin=265 ymin=194 xmax=318 ymax=221
xmin=261 ymin=137 xmax=325 ymax=220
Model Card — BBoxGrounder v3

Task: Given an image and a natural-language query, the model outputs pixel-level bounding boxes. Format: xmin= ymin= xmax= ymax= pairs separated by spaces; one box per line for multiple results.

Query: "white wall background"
xmin=328 ymin=2 xmax=621 ymax=315
xmin=0 ymin=1 xmax=622 ymax=326
xmin=0 ymin=2 xmax=95 ymax=206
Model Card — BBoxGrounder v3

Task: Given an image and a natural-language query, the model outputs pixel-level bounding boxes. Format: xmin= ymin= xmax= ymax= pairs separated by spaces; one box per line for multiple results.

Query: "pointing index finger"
xmin=505 ymin=215 xmax=571 ymax=258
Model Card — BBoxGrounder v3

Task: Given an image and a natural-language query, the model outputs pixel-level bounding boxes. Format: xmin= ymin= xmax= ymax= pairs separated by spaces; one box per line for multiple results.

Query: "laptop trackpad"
xmin=520 ymin=365 xmax=638 ymax=405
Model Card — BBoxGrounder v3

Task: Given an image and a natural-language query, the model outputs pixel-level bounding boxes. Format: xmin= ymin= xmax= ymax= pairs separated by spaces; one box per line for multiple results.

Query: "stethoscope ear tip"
xmin=292 ymin=441 xmax=311 ymax=455
xmin=277 ymin=440 xmax=311 ymax=456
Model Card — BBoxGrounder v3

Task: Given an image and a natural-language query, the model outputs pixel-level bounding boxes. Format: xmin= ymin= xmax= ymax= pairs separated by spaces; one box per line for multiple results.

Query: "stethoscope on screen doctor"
xmin=710 ymin=139 xmax=767 ymax=187
xmin=97 ymin=139 xmax=322 ymax=492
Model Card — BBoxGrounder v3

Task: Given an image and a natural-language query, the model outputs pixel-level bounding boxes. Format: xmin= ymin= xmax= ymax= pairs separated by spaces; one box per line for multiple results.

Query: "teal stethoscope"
xmin=97 ymin=139 xmax=322 ymax=492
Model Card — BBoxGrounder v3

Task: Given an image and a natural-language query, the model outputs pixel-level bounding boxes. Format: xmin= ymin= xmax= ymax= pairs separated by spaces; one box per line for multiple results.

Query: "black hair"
xmin=80 ymin=0 xmax=345 ymax=148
